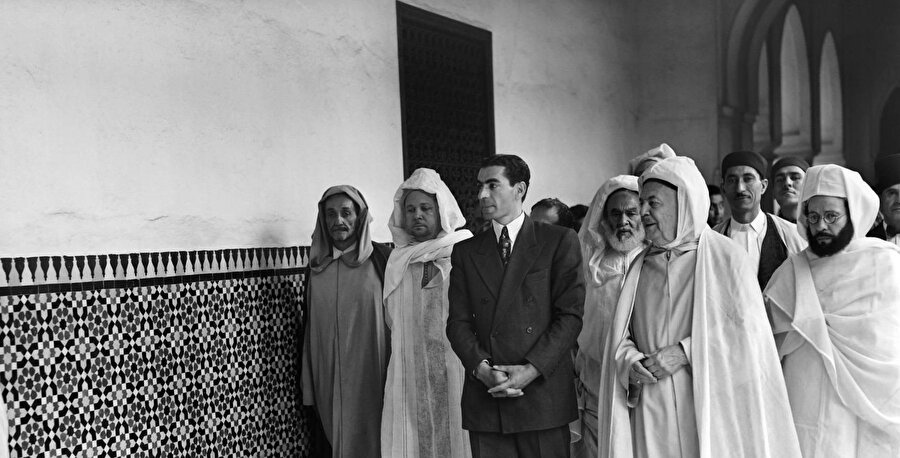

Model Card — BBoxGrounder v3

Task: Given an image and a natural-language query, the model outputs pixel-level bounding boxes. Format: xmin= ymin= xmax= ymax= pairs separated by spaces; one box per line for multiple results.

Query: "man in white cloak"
xmin=764 ymin=164 xmax=900 ymax=457
xmin=381 ymin=168 xmax=473 ymax=458
xmin=598 ymin=156 xmax=801 ymax=458
xmin=571 ymin=175 xmax=645 ymax=458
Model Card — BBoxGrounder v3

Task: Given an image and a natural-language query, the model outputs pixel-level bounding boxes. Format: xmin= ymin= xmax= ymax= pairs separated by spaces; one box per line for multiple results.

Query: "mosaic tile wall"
xmin=0 ymin=247 xmax=313 ymax=457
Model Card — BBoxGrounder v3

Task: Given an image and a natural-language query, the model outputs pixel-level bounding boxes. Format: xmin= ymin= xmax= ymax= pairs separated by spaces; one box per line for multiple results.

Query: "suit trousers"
xmin=469 ymin=425 xmax=570 ymax=458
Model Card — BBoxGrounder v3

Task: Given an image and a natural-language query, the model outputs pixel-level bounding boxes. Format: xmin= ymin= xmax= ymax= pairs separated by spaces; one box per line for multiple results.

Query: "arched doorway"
xmin=816 ymin=32 xmax=844 ymax=165
xmin=774 ymin=5 xmax=812 ymax=158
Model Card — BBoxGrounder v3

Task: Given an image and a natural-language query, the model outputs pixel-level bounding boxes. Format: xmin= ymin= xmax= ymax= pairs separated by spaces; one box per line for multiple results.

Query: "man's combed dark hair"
xmin=481 ymin=154 xmax=531 ymax=201
xmin=707 ymin=184 xmax=722 ymax=196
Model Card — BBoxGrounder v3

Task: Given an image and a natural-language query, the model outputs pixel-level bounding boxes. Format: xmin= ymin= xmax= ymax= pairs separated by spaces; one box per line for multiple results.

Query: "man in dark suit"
xmin=447 ymin=154 xmax=585 ymax=458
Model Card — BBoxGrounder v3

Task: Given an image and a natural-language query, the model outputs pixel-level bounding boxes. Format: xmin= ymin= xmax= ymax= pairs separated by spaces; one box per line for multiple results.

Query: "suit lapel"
xmin=493 ymin=217 xmax=540 ymax=326
xmin=472 ymin=229 xmax=504 ymax=300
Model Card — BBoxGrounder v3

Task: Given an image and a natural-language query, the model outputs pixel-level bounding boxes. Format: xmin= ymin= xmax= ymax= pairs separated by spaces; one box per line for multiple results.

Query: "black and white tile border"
xmin=0 ymin=247 xmax=313 ymax=458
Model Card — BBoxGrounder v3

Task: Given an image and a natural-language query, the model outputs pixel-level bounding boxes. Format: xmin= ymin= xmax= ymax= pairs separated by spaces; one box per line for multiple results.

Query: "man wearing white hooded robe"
xmin=597 ymin=156 xmax=801 ymax=458
xmin=764 ymin=164 xmax=900 ymax=457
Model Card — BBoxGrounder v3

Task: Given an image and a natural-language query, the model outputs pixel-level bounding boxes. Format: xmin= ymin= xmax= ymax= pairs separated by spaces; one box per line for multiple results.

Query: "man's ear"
xmin=515 ymin=181 xmax=527 ymax=201
xmin=760 ymin=178 xmax=769 ymax=194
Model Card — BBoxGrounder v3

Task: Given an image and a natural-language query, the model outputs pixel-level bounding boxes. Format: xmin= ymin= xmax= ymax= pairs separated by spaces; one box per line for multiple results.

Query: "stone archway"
xmin=816 ymin=32 xmax=844 ymax=165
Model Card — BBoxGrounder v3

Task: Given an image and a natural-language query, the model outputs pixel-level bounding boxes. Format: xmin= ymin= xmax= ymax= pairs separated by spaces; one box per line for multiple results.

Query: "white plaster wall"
xmin=631 ymin=0 xmax=721 ymax=181
xmin=1 ymin=0 xmax=638 ymax=256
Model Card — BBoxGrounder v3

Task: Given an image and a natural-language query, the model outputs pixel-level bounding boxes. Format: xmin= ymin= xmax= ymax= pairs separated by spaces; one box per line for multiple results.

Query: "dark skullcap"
xmin=721 ymin=151 xmax=768 ymax=179
xmin=875 ymin=153 xmax=900 ymax=192
xmin=771 ymin=157 xmax=810 ymax=177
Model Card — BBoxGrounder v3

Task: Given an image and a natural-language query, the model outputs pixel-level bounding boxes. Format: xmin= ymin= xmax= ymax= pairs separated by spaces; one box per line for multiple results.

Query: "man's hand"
xmin=487 ymin=363 xmax=540 ymax=398
xmin=629 ymin=360 xmax=657 ymax=385
xmin=642 ymin=344 xmax=688 ymax=380
xmin=475 ymin=360 xmax=508 ymax=389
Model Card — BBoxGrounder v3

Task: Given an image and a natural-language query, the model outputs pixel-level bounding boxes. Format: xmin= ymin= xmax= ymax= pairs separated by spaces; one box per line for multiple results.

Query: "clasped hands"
xmin=629 ymin=343 xmax=688 ymax=385
xmin=476 ymin=361 xmax=539 ymax=398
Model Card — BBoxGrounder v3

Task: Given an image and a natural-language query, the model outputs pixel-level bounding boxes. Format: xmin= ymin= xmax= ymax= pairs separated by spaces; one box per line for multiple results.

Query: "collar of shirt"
xmin=332 ymin=245 xmax=358 ymax=260
xmin=492 ymin=211 xmax=526 ymax=248
xmin=730 ymin=211 xmax=767 ymax=235
xmin=729 ymin=211 xmax=767 ymax=252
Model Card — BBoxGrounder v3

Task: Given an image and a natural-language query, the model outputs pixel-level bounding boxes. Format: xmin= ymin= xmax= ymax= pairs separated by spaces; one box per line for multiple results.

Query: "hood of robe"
xmin=639 ymin=156 xmax=710 ymax=249
xmin=578 ymin=175 xmax=641 ymax=277
xmin=628 ymin=143 xmax=676 ymax=176
xmin=310 ymin=185 xmax=374 ymax=271
xmin=383 ymin=168 xmax=472 ymax=300
xmin=797 ymin=164 xmax=880 ymax=243
xmin=388 ymin=168 xmax=467 ymax=248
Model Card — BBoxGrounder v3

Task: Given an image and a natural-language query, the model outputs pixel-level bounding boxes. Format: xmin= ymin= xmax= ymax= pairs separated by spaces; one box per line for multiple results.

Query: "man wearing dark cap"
xmin=869 ymin=153 xmax=900 ymax=246
xmin=714 ymin=151 xmax=806 ymax=292
xmin=771 ymin=157 xmax=810 ymax=223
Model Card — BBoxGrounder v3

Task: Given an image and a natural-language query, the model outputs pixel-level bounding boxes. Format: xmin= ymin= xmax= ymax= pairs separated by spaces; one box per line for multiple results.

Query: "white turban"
xmin=796 ymin=164 xmax=880 ymax=242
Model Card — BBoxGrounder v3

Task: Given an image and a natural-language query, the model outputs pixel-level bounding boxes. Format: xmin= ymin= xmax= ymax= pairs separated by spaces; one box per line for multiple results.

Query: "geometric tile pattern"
xmin=0 ymin=247 xmax=313 ymax=458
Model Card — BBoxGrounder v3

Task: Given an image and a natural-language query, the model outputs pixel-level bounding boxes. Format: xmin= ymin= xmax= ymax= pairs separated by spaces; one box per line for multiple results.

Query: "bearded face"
xmin=805 ymin=196 xmax=854 ymax=257
xmin=601 ymin=189 xmax=646 ymax=253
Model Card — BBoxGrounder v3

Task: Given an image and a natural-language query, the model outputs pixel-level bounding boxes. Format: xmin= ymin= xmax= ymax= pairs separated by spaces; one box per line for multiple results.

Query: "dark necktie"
xmin=499 ymin=226 xmax=512 ymax=266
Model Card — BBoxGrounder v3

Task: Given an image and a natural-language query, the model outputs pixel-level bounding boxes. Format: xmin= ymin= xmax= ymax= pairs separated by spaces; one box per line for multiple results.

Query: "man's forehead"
xmin=775 ymin=166 xmax=806 ymax=177
xmin=641 ymin=180 xmax=677 ymax=197
xmin=884 ymin=183 xmax=900 ymax=194
xmin=324 ymin=194 xmax=354 ymax=208
xmin=807 ymin=195 xmax=846 ymax=209
xmin=477 ymin=166 xmax=508 ymax=183
xmin=724 ymin=165 xmax=762 ymax=178
xmin=607 ymin=189 xmax=640 ymax=206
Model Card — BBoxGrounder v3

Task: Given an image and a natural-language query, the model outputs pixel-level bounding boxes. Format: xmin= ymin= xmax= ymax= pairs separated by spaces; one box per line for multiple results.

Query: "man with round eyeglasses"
xmin=764 ymin=164 xmax=900 ymax=457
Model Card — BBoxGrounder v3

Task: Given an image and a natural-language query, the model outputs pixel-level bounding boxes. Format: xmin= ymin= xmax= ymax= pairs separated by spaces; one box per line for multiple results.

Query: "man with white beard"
xmin=571 ymin=175 xmax=645 ymax=458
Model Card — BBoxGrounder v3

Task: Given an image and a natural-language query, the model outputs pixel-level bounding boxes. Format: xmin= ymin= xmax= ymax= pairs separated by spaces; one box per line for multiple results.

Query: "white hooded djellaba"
xmin=381 ymin=168 xmax=473 ymax=458
xmin=765 ymin=164 xmax=900 ymax=457
xmin=597 ymin=156 xmax=801 ymax=458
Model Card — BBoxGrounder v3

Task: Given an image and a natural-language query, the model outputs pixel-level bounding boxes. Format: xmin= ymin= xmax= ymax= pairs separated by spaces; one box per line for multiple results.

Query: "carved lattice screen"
xmin=397 ymin=2 xmax=495 ymax=225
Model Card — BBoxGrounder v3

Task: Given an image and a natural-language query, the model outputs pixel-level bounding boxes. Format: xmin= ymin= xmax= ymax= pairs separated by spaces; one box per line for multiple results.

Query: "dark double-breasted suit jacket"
xmin=447 ymin=215 xmax=585 ymax=434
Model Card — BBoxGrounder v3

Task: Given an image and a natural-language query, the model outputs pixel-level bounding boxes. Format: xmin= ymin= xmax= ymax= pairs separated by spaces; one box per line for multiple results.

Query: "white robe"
xmin=765 ymin=239 xmax=900 ymax=457
xmin=381 ymin=260 xmax=470 ymax=458
xmin=380 ymin=168 xmax=472 ymax=458
xmin=598 ymin=229 xmax=802 ymax=458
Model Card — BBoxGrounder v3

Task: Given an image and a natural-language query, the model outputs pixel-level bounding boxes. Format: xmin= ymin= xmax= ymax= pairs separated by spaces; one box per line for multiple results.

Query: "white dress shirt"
xmin=491 ymin=211 xmax=526 ymax=249
xmin=727 ymin=211 xmax=766 ymax=268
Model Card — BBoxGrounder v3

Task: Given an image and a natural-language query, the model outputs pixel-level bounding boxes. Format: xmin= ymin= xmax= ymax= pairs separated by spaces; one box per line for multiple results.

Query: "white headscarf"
xmin=639 ymin=156 xmax=710 ymax=249
xmin=309 ymin=185 xmax=375 ymax=272
xmin=628 ymin=143 xmax=677 ymax=176
xmin=578 ymin=175 xmax=641 ymax=282
xmin=383 ymin=168 xmax=472 ymax=300
xmin=796 ymin=164 xmax=880 ymax=243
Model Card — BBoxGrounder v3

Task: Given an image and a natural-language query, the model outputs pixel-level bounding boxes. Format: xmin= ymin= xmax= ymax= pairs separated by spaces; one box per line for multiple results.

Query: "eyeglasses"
xmin=805 ymin=212 xmax=846 ymax=225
